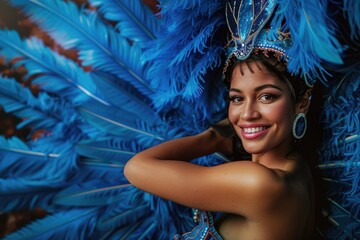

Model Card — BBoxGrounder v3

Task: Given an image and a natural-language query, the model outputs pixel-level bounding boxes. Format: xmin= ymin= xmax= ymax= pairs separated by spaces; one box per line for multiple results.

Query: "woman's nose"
xmin=241 ymin=101 xmax=260 ymax=121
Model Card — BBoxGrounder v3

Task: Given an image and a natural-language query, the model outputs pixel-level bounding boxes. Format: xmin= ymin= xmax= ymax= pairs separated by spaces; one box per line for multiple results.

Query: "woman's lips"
xmin=240 ymin=126 xmax=270 ymax=139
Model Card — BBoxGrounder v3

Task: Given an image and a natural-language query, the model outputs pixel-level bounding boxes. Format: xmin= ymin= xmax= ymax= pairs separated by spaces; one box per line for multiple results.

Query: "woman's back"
xmin=216 ymin=157 xmax=314 ymax=240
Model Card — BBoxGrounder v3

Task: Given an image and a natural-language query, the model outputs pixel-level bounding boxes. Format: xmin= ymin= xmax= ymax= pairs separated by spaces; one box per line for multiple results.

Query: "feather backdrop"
xmin=0 ymin=0 xmax=359 ymax=239
xmin=88 ymin=0 xmax=160 ymax=44
xmin=271 ymin=0 xmax=344 ymax=85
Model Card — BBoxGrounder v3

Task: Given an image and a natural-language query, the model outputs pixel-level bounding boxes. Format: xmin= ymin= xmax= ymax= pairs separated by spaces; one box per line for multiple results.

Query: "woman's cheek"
xmin=267 ymin=101 xmax=293 ymax=122
xmin=228 ymin=104 xmax=239 ymax=125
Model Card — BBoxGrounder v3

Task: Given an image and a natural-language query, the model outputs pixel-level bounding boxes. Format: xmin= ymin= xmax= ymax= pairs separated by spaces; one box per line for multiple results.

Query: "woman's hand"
xmin=208 ymin=118 xmax=234 ymax=155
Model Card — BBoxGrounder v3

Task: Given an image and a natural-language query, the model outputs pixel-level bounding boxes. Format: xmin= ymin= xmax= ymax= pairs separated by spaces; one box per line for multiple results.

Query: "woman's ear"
xmin=295 ymin=90 xmax=311 ymax=114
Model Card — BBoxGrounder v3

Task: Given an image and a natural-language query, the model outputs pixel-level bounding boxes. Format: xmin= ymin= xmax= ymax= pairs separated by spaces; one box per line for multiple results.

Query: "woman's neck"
xmin=251 ymin=139 xmax=297 ymax=170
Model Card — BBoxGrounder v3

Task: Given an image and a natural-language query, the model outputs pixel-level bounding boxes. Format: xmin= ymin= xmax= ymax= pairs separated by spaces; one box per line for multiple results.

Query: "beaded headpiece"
xmin=223 ymin=0 xmax=346 ymax=88
xmin=224 ymin=0 xmax=292 ymax=75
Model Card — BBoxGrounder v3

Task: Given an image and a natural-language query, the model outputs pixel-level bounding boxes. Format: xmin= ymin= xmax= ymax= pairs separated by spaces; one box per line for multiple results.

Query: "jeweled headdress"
xmin=225 ymin=0 xmax=290 ymax=61
xmin=223 ymin=0 xmax=344 ymax=87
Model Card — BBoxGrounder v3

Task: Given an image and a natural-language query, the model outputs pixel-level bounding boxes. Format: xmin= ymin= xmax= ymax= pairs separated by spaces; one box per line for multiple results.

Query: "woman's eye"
xmin=259 ymin=94 xmax=278 ymax=102
xmin=229 ymin=96 xmax=243 ymax=103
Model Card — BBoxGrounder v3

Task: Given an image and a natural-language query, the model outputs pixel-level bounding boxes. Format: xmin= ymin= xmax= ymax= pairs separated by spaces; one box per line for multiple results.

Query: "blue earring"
xmin=292 ymin=113 xmax=307 ymax=139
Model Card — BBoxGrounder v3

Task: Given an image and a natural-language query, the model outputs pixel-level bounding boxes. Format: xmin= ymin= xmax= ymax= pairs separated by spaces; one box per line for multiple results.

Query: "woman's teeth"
xmin=243 ymin=127 xmax=268 ymax=133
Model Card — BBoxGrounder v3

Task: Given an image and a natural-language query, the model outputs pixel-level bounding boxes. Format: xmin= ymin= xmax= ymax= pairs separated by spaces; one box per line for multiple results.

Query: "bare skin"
xmin=124 ymin=61 xmax=313 ymax=239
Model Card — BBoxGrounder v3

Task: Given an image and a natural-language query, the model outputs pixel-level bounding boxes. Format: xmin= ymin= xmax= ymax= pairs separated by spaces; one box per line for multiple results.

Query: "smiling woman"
xmin=0 ymin=0 xmax=357 ymax=239
xmin=227 ymin=56 xmax=311 ymax=158
xmin=124 ymin=0 xmax=325 ymax=237
xmin=124 ymin=51 xmax=316 ymax=239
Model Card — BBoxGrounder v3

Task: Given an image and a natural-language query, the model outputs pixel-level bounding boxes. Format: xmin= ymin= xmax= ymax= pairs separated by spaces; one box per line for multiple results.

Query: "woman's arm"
xmin=124 ymin=123 xmax=286 ymax=217
xmin=130 ymin=126 xmax=233 ymax=162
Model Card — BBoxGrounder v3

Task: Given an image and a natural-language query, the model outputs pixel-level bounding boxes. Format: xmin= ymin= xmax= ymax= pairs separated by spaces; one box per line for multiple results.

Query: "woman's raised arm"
xmin=124 ymin=124 xmax=286 ymax=216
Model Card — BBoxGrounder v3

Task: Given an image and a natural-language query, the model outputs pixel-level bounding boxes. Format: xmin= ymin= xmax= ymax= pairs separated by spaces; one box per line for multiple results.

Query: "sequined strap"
xmin=174 ymin=211 xmax=223 ymax=240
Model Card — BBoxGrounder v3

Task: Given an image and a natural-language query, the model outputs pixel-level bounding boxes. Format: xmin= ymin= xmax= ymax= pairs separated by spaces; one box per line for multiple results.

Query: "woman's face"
xmin=228 ymin=61 xmax=296 ymax=157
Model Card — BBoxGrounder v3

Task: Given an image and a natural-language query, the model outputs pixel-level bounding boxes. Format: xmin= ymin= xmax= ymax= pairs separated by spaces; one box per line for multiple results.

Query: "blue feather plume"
xmin=90 ymin=72 xmax=157 ymax=119
xmin=0 ymin=148 xmax=69 ymax=211
xmin=97 ymin=191 xmax=150 ymax=231
xmin=101 ymin=217 xmax=155 ymax=240
xmin=144 ymin=0 xmax=226 ymax=113
xmin=74 ymin=158 xmax=128 ymax=184
xmin=343 ymin=0 xmax=360 ymax=40
xmin=3 ymin=208 xmax=98 ymax=240
xmin=271 ymin=0 xmax=343 ymax=84
xmin=0 ymin=136 xmax=59 ymax=177
xmin=53 ymin=182 xmax=132 ymax=207
xmin=324 ymin=197 xmax=360 ymax=239
xmin=0 ymin=136 xmax=83 ymax=211
xmin=0 ymin=30 xmax=107 ymax=106
xmin=0 ymin=76 xmax=91 ymax=142
xmin=77 ymin=100 xmax=166 ymax=142
xmin=88 ymin=0 xmax=159 ymax=43
xmin=0 ymin=178 xmax=61 ymax=212
xmin=0 ymin=76 xmax=58 ymax=131
xmin=320 ymin=68 xmax=360 ymax=238
xmin=145 ymin=192 xmax=195 ymax=239
xmin=75 ymin=138 xmax=139 ymax=164
xmin=8 ymin=0 xmax=154 ymax=96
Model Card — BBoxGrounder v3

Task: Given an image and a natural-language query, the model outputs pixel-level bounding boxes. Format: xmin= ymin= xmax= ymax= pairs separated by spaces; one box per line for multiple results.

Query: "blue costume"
xmin=0 ymin=0 xmax=359 ymax=239
xmin=175 ymin=211 xmax=223 ymax=240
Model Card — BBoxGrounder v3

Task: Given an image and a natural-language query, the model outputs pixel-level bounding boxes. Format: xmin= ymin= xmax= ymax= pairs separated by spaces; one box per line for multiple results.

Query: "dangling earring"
xmin=292 ymin=113 xmax=307 ymax=139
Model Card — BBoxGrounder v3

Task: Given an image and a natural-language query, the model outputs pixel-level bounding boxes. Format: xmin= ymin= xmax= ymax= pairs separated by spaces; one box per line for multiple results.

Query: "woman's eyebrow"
xmin=229 ymin=88 xmax=241 ymax=93
xmin=229 ymin=84 xmax=283 ymax=93
xmin=255 ymin=84 xmax=283 ymax=92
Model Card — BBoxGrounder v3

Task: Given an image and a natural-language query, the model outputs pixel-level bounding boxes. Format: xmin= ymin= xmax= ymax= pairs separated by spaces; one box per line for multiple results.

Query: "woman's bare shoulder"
xmin=126 ymin=158 xmax=291 ymax=217
xmin=205 ymin=161 xmax=291 ymax=214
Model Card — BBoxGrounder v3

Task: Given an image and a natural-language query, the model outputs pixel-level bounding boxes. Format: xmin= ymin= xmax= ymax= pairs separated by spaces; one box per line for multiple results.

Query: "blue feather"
xmin=145 ymin=192 xmax=195 ymax=239
xmin=88 ymin=0 xmax=159 ymax=43
xmin=0 ymin=136 xmax=80 ymax=212
xmin=0 ymin=139 xmax=83 ymax=211
xmin=77 ymin=100 xmax=166 ymax=141
xmin=79 ymin=158 xmax=126 ymax=169
xmin=2 ymin=208 xmax=98 ymax=240
xmin=324 ymin=198 xmax=360 ymax=239
xmin=144 ymin=1 xmax=226 ymax=116
xmin=0 ymin=136 xmax=77 ymax=180
xmin=0 ymin=194 xmax=49 ymax=215
xmin=97 ymin=204 xmax=151 ymax=231
xmin=92 ymin=188 xmax=153 ymax=239
xmin=53 ymin=182 xmax=132 ymax=207
xmin=0 ymin=76 xmax=90 ymax=141
xmin=343 ymin=0 xmax=360 ymax=40
xmin=100 ymin=221 xmax=143 ymax=240
xmin=130 ymin=219 xmax=157 ymax=239
xmin=103 ymin=224 xmax=143 ymax=240
xmin=9 ymin=0 xmax=154 ymax=96
xmin=272 ymin=0 xmax=343 ymax=84
xmin=91 ymin=72 xmax=158 ymax=119
xmin=0 ymin=136 xmax=36 ymax=156
xmin=0 ymin=76 xmax=56 ymax=131
xmin=75 ymin=138 xmax=139 ymax=164
xmin=75 ymin=158 xmax=129 ymax=185
xmin=0 ymin=30 xmax=107 ymax=106
xmin=320 ymin=69 xmax=360 ymax=238
xmin=0 ymin=136 xmax=59 ymax=177
xmin=107 ymin=217 xmax=156 ymax=240
xmin=319 ymin=160 xmax=360 ymax=169
xmin=193 ymin=154 xmax=230 ymax=167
